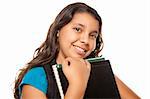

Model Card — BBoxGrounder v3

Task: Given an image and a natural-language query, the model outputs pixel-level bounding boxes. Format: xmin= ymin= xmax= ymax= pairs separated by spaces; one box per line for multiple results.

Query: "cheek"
xmin=59 ymin=31 xmax=76 ymax=48
xmin=60 ymin=34 xmax=75 ymax=44
xmin=89 ymin=41 xmax=96 ymax=51
xmin=60 ymin=28 xmax=74 ymax=40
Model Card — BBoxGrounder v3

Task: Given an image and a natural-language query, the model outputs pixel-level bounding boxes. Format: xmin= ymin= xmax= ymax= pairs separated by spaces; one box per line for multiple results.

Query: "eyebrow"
xmin=90 ymin=31 xmax=98 ymax=34
xmin=73 ymin=23 xmax=99 ymax=33
xmin=74 ymin=23 xmax=85 ymax=27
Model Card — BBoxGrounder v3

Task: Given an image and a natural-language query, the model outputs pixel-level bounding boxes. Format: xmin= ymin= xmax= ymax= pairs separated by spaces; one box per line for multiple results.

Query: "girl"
xmin=14 ymin=2 xmax=140 ymax=99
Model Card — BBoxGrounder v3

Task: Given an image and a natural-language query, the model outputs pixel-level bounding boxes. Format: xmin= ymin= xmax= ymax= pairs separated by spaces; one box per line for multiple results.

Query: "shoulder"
xmin=25 ymin=67 xmax=45 ymax=77
xmin=19 ymin=67 xmax=48 ymax=95
xmin=23 ymin=67 xmax=46 ymax=84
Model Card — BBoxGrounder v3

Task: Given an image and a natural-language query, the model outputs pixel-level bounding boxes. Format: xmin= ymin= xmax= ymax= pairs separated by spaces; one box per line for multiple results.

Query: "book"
xmin=52 ymin=57 xmax=121 ymax=98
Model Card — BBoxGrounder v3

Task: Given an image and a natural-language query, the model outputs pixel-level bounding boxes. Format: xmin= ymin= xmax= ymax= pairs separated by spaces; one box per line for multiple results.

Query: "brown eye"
xmin=90 ymin=33 xmax=98 ymax=39
xmin=73 ymin=27 xmax=81 ymax=32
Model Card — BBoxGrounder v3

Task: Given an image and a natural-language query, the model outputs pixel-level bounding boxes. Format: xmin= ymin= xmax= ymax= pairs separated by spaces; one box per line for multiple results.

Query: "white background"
xmin=0 ymin=0 xmax=149 ymax=98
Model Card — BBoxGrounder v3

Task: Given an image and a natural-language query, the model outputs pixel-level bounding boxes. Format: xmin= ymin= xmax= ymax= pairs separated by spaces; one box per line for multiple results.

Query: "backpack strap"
xmin=43 ymin=60 xmax=61 ymax=98
xmin=43 ymin=59 xmax=69 ymax=99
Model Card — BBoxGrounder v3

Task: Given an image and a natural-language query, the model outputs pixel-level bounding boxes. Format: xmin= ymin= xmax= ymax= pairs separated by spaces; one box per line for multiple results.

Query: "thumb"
xmin=62 ymin=57 xmax=71 ymax=70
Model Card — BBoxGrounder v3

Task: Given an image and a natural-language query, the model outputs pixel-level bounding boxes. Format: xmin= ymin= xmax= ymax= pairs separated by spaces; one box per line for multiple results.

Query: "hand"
xmin=62 ymin=57 xmax=91 ymax=99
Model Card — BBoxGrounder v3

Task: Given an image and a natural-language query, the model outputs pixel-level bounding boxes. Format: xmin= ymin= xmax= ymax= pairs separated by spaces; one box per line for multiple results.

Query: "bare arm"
xmin=21 ymin=82 xmax=85 ymax=99
xmin=21 ymin=84 xmax=85 ymax=99
xmin=62 ymin=58 xmax=91 ymax=99
xmin=21 ymin=85 xmax=47 ymax=99
xmin=115 ymin=75 xmax=140 ymax=99
xmin=21 ymin=58 xmax=90 ymax=99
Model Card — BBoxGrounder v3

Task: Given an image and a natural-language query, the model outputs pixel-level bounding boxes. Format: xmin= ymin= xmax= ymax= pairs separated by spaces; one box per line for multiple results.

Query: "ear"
xmin=57 ymin=30 xmax=60 ymax=37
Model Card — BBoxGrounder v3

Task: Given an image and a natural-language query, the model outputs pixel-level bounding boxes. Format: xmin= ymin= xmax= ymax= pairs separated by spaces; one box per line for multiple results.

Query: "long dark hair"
xmin=14 ymin=2 xmax=103 ymax=99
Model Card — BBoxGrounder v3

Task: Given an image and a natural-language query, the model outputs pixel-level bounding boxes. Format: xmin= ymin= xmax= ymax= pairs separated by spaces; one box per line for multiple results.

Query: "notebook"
xmin=53 ymin=58 xmax=121 ymax=98
xmin=83 ymin=60 xmax=121 ymax=98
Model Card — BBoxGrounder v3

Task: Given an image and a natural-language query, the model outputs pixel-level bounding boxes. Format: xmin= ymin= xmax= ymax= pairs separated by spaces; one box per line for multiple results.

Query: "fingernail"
xmin=68 ymin=61 xmax=70 ymax=66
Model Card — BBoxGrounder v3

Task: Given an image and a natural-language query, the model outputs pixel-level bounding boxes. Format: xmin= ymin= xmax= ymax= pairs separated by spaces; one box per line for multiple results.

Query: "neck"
xmin=56 ymin=52 xmax=66 ymax=64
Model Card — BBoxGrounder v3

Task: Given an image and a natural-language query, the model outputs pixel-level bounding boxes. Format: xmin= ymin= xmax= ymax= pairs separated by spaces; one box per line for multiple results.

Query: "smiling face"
xmin=57 ymin=12 xmax=99 ymax=63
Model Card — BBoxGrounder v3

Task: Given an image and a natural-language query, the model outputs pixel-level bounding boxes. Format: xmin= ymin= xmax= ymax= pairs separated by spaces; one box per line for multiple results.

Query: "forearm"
xmin=115 ymin=76 xmax=140 ymax=99
xmin=64 ymin=84 xmax=86 ymax=99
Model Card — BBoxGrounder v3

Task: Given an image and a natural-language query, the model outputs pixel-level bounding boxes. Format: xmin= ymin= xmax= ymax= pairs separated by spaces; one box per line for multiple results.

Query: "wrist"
xmin=64 ymin=84 xmax=86 ymax=99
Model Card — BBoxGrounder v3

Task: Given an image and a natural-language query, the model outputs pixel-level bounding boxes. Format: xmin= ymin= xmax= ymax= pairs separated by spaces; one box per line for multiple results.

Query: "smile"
xmin=73 ymin=45 xmax=87 ymax=56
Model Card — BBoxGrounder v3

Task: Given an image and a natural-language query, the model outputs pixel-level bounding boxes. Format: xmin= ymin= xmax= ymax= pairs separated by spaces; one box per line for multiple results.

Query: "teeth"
xmin=75 ymin=46 xmax=86 ymax=52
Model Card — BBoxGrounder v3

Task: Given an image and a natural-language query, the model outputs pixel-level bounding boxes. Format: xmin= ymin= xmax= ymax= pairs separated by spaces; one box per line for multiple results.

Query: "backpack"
xmin=43 ymin=59 xmax=68 ymax=99
xmin=43 ymin=58 xmax=121 ymax=99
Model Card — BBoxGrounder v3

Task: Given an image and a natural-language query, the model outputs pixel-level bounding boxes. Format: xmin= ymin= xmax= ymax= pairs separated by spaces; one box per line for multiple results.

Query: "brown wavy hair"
xmin=14 ymin=2 xmax=103 ymax=99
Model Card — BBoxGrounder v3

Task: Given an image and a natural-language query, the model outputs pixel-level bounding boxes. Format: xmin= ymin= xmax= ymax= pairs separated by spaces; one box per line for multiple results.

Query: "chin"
xmin=71 ymin=54 xmax=88 ymax=59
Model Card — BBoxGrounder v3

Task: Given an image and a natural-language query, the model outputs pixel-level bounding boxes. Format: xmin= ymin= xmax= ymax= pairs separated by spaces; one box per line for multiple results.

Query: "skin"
xmin=56 ymin=12 xmax=99 ymax=63
xmin=21 ymin=13 xmax=140 ymax=99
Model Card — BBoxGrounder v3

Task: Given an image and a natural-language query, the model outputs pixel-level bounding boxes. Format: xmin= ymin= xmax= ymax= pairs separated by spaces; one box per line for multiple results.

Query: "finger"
xmin=62 ymin=57 xmax=72 ymax=68
xmin=85 ymin=60 xmax=91 ymax=70
xmin=79 ymin=58 xmax=87 ymax=65
xmin=65 ymin=57 xmax=72 ymax=66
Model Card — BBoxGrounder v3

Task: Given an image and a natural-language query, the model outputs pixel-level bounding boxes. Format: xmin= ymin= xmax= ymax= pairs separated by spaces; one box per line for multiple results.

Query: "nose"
xmin=79 ymin=33 xmax=89 ymax=44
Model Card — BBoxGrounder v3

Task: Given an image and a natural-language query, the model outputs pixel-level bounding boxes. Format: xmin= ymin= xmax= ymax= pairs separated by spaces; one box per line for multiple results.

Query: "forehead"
xmin=69 ymin=12 xmax=99 ymax=31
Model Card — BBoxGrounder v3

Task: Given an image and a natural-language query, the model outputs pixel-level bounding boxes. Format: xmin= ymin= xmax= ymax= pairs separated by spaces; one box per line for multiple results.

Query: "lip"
xmin=73 ymin=45 xmax=87 ymax=56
